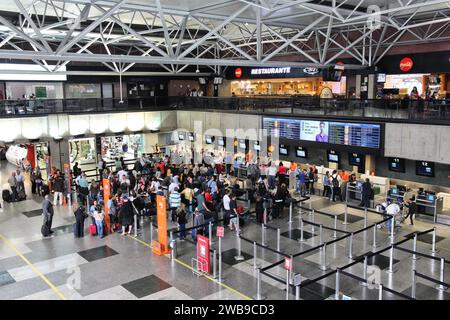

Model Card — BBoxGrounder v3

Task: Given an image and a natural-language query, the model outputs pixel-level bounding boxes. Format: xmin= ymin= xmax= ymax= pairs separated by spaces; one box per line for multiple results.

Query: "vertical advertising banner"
xmin=153 ymin=195 xmax=169 ymax=255
xmin=102 ymin=179 xmax=111 ymax=232
xmin=197 ymin=235 xmax=210 ymax=273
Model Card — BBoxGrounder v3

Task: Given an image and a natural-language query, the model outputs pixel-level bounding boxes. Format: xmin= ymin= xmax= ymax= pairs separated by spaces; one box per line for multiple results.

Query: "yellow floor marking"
xmin=0 ymin=233 xmax=67 ymax=300
xmin=127 ymin=235 xmax=252 ymax=300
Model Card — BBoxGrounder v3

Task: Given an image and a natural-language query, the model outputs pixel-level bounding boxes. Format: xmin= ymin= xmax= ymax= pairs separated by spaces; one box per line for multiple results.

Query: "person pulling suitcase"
xmin=41 ymin=195 xmax=54 ymax=237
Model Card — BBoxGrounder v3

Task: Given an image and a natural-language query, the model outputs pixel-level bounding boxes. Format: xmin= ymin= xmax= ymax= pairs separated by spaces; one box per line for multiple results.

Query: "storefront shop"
xmin=225 ymin=66 xmax=346 ymax=97
xmin=377 ymin=51 xmax=450 ymax=98
xmin=5 ymin=142 xmax=50 ymax=179
xmin=101 ymin=134 xmax=144 ymax=162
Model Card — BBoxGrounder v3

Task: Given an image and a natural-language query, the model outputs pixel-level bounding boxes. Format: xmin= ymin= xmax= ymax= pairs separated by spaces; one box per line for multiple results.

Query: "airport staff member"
xmin=360 ymin=178 xmax=372 ymax=208
xmin=404 ymin=196 xmax=417 ymax=226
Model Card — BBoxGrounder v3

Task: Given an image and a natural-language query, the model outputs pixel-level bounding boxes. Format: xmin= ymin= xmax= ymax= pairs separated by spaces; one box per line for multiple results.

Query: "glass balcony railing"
xmin=1 ymin=96 xmax=449 ymax=122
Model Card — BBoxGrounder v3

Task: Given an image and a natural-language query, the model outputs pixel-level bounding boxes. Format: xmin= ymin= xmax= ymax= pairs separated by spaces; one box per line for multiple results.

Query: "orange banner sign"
xmin=153 ymin=195 xmax=169 ymax=255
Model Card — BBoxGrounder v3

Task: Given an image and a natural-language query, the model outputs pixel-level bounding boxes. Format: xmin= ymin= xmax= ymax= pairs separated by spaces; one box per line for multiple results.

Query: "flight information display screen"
xmin=263 ymin=117 xmax=381 ymax=149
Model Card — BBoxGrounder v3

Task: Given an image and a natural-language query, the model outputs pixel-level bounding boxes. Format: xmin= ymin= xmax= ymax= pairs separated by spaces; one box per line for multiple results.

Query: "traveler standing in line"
xmin=176 ymin=203 xmax=188 ymax=241
xmin=53 ymin=172 xmax=65 ymax=206
xmin=74 ymin=205 xmax=87 ymax=238
xmin=169 ymin=187 xmax=181 ymax=223
xmin=93 ymin=207 xmax=105 ymax=239
xmin=42 ymin=194 xmax=54 ymax=236
xmin=322 ymin=171 xmax=331 ymax=198
xmin=73 ymin=162 xmax=80 ymax=178
xmin=360 ymin=178 xmax=372 ymax=208
xmin=307 ymin=167 xmax=315 ymax=195
xmin=331 ymin=170 xmax=342 ymax=202
xmin=277 ymin=162 xmax=287 ymax=186
xmin=404 ymin=196 xmax=417 ymax=226
xmin=267 ymin=162 xmax=277 ymax=189
xmin=222 ymin=189 xmax=232 ymax=229
xmin=119 ymin=196 xmax=134 ymax=236
xmin=229 ymin=193 xmax=239 ymax=232
xmin=8 ymin=172 xmax=18 ymax=202
xmin=114 ymin=157 xmax=121 ymax=172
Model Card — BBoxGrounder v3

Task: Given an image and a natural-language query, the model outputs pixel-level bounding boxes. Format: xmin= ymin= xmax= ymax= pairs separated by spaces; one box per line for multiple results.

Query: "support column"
xmin=49 ymin=138 xmax=70 ymax=171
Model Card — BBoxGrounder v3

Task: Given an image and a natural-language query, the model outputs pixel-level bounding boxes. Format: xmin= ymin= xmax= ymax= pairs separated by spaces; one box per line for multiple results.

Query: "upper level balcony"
xmin=0 ymin=96 xmax=449 ymax=124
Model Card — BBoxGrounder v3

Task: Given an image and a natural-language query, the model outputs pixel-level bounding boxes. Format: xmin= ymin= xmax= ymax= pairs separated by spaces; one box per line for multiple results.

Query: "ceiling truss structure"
xmin=0 ymin=0 xmax=449 ymax=75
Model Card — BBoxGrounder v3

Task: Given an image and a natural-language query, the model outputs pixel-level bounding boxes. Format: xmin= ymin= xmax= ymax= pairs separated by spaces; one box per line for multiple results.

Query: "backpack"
xmin=332 ymin=177 xmax=339 ymax=188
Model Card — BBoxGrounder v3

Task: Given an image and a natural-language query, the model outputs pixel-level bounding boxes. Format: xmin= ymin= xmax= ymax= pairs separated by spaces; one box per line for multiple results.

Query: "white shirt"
xmin=150 ymin=181 xmax=160 ymax=194
xmin=223 ymin=194 xmax=231 ymax=211
xmin=386 ymin=203 xmax=400 ymax=216
xmin=168 ymin=182 xmax=179 ymax=194
xmin=268 ymin=166 xmax=277 ymax=176
xmin=118 ymin=169 xmax=127 ymax=181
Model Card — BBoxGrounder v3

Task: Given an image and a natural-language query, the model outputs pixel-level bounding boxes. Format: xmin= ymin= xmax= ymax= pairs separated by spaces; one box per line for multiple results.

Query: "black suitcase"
xmin=2 ymin=190 xmax=11 ymax=203
xmin=17 ymin=189 xmax=26 ymax=201
xmin=41 ymin=224 xmax=50 ymax=237
xmin=41 ymin=184 xmax=50 ymax=196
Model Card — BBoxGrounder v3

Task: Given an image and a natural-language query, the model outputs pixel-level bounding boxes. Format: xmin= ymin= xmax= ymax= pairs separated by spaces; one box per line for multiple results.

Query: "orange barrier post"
xmin=102 ymin=179 xmax=111 ymax=234
xmin=153 ymin=195 xmax=169 ymax=255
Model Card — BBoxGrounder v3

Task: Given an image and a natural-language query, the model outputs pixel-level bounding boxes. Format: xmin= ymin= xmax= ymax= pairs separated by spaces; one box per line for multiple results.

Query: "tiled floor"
xmin=1 ymin=164 xmax=450 ymax=300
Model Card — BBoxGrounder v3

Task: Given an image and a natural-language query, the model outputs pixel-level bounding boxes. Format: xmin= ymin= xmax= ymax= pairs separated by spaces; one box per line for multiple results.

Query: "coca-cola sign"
xmin=400 ymin=57 xmax=413 ymax=72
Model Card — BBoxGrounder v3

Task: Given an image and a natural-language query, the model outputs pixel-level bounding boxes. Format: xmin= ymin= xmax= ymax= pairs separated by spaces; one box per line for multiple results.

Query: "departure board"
xmin=263 ymin=117 xmax=300 ymax=140
xmin=263 ymin=117 xmax=381 ymax=149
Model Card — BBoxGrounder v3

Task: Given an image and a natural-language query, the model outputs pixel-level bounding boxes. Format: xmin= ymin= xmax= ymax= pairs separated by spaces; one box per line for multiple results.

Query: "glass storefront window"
xmin=65 ymin=83 xmax=101 ymax=99
xmin=69 ymin=138 xmax=96 ymax=165
xmin=101 ymin=134 xmax=144 ymax=162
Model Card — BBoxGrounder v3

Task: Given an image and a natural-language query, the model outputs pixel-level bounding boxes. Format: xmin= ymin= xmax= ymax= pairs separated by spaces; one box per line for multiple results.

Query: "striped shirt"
xmin=169 ymin=191 xmax=181 ymax=208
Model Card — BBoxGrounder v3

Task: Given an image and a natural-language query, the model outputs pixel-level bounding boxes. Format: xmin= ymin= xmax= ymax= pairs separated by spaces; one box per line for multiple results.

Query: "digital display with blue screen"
xmin=416 ymin=161 xmax=435 ymax=177
xmin=428 ymin=195 xmax=435 ymax=202
xmin=263 ymin=117 xmax=381 ymax=149
xmin=391 ymin=188 xmax=398 ymax=195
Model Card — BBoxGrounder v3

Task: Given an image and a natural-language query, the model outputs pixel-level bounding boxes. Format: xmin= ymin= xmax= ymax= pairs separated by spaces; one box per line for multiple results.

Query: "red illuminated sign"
xmin=400 ymin=57 xmax=413 ymax=72
xmin=217 ymin=226 xmax=224 ymax=238
xmin=197 ymin=235 xmax=210 ymax=273
xmin=235 ymin=67 xmax=243 ymax=78
xmin=284 ymin=257 xmax=292 ymax=271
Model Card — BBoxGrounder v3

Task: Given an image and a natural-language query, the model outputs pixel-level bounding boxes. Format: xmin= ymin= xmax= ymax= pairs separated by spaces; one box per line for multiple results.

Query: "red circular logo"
xmin=400 ymin=57 xmax=413 ymax=72
xmin=235 ymin=68 xmax=242 ymax=78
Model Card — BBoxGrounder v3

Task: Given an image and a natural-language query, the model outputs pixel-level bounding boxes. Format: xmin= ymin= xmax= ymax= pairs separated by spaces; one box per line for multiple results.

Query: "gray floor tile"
xmin=0 ymin=271 xmax=15 ymax=287
xmin=337 ymin=213 xmax=364 ymax=223
xmin=221 ymin=248 xmax=252 ymax=266
xmin=281 ymin=229 xmax=316 ymax=241
xmin=401 ymin=282 xmax=450 ymax=300
xmin=403 ymin=232 xmax=445 ymax=244
xmin=122 ymin=275 xmax=172 ymax=298
xmin=353 ymin=253 xmax=400 ymax=270
xmin=77 ymin=245 xmax=119 ymax=262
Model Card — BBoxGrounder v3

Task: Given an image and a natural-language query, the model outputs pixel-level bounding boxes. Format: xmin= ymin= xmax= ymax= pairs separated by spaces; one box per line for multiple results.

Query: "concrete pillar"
xmin=367 ymin=74 xmax=376 ymax=99
xmin=355 ymin=75 xmax=361 ymax=99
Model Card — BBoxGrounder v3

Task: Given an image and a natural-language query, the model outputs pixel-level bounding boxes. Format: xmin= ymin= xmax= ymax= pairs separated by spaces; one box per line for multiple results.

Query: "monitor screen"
xmin=263 ymin=117 xmax=381 ymax=149
xmin=254 ymin=142 xmax=260 ymax=151
xmin=416 ymin=161 xmax=435 ymax=177
xmin=428 ymin=194 xmax=436 ymax=202
xmin=198 ymin=78 xmax=206 ymax=85
xmin=376 ymin=73 xmax=386 ymax=83
xmin=279 ymin=144 xmax=288 ymax=156
xmin=205 ymin=136 xmax=213 ymax=144
xmin=218 ymin=137 xmax=225 ymax=146
xmin=349 ymin=153 xmax=364 ymax=167
xmin=238 ymin=139 xmax=246 ymax=150
xmin=388 ymin=158 xmax=405 ymax=173
xmin=327 ymin=150 xmax=340 ymax=163
xmin=295 ymin=146 xmax=307 ymax=158
xmin=178 ymin=132 xmax=185 ymax=141
xmin=322 ymin=67 xmax=343 ymax=82
xmin=213 ymin=77 xmax=223 ymax=84
xmin=188 ymin=132 xmax=195 ymax=142
xmin=391 ymin=188 xmax=398 ymax=195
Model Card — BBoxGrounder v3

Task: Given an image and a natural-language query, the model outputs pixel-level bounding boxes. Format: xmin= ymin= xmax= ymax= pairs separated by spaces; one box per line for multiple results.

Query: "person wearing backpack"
xmin=331 ymin=170 xmax=342 ymax=202
xmin=322 ymin=171 xmax=331 ymax=198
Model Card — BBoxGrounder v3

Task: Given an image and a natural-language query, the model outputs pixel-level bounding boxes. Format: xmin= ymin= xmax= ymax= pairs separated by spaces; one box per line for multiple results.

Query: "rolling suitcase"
xmin=41 ymin=224 xmax=50 ymax=237
xmin=89 ymin=224 xmax=97 ymax=236
xmin=2 ymin=190 xmax=11 ymax=203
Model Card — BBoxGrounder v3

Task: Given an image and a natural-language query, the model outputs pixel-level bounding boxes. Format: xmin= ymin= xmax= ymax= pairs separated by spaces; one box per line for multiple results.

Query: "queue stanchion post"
xmin=431 ymin=227 xmax=438 ymax=254
xmin=212 ymin=250 xmax=217 ymax=279
xmin=295 ymin=284 xmax=300 ymax=300
xmin=140 ymin=212 xmax=144 ymax=229
xmin=261 ymin=224 xmax=266 ymax=246
xmin=412 ymin=234 xmax=418 ymax=261
xmin=234 ymin=235 xmax=244 ymax=261
xmin=361 ymin=256 xmax=368 ymax=286
xmin=332 ymin=215 xmax=338 ymax=239
xmin=285 ymin=269 xmax=290 ymax=300
xmin=309 ymin=197 xmax=312 ymax=211
xmin=253 ymin=268 xmax=266 ymax=300
xmin=372 ymin=223 xmax=378 ymax=250
xmin=218 ymin=234 xmax=222 ymax=283
xmin=253 ymin=241 xmax=259 ymax=270
xmin=437 ymin=258 xmax=448 ymax=291
xmin=277 ymin=228 xmax=281 ymax=252
xmin=319 ymin=224 xmax=323 ymax=245
xmin=387 ymin=245 xmax=394 ymax=274
xmin=311 ymin=209 xmax=315 ymax=234
xmin=364 ymin=208 xmax=368 ymax=228
xmin=348 ymin=233 xmax=354 ymax=259
xmin=288 ymin=202 xmax=293 ymax=224
xmin=334 ymin=269 xmax=340 ymax=300
xmin=342 ymin=205 xmax=349 ymax=225
xmin=299 ymin=217 xmax=305 ymax=242
xmin=134 ymin=213 xmax=138 ymax=237
xmin=389 ymin=216 xmax=395 ymax=244
xmin=149 ymin=217 xmax=153 ymax=248
xmin=411 ymin=270 xmax=417 ymax=299
xmin=378 ymin=284 xmax=383 ymax=300
xmin=209 ymin=221 xmax=213 ymax=246
xmin=263 ymin=208 xmax=267 ymax=225
xmin=320 ymin=243 xmax=329 ymax=271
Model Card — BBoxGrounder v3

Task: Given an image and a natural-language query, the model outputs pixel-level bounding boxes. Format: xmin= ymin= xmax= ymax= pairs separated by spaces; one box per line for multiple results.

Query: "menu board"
xmin=263 ymin=117 xmax=381 ymax=149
